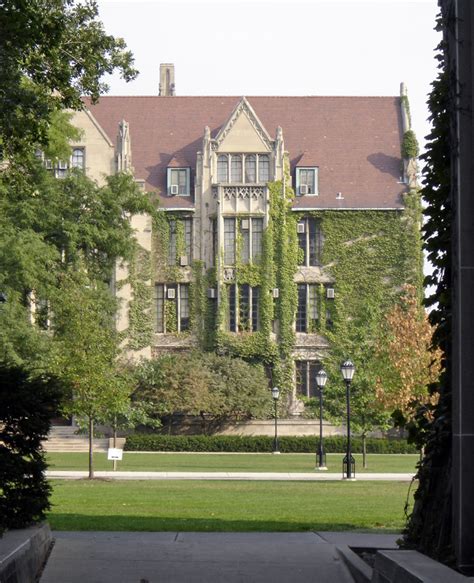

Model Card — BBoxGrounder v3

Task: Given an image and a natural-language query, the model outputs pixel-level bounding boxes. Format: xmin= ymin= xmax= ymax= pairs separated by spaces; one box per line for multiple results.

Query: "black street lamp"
xmin=271 ymin=386 xmax=280 ymax=454
xmin=315 ymin=368 xmax=328 ymax=470
xmin=341 ymin=359 xmax=356 ymax=480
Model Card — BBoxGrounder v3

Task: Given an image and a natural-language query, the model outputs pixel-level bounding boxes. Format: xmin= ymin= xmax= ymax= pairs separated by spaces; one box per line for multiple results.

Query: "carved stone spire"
xmin=117 ymin=119 xmax=132 ymax=173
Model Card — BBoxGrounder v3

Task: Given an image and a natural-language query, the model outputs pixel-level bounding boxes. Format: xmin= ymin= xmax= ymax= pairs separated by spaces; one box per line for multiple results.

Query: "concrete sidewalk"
xmin=40 ymin=531 xmax=399 ymax=582
xmin=46 ymin=470 xmax=415 ymax=481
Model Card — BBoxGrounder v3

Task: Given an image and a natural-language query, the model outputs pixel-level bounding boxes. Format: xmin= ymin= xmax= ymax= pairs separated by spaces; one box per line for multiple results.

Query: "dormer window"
xmin=217 ymin=155 xmax=228 ymax=182
xmin=167 ymin=168 xmax=190 ymax=196
xmin=296 ymin=167 xmax=318 ymax=196
xmin=258 ymin=155 xmax=269 ymax=182
xmin=231 ymin=155 xmax=242 ymax=183
xmin=215 ymin=154 xmax=271 ymax=184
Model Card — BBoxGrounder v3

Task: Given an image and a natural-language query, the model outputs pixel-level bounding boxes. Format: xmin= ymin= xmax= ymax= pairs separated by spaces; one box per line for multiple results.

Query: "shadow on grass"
xmin=47 ymin=513 xmax=400 ymax=533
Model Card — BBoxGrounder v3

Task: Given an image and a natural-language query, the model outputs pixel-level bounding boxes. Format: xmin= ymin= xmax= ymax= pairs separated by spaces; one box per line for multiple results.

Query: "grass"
xmin=47 ymin=479 xmax=413 ymax=533
xmin=46 ymin=452 xmax=418 ymax=474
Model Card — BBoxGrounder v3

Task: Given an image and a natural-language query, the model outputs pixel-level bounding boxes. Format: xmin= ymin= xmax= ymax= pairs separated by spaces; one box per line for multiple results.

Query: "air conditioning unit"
xmin=326 ymin=287 xmax=335 ymax=299
xmin=207 ymin=288 xmax=217 ymax=299
xmin=167 ymin=288 xmax=176 ymax=299
xmin=170 ymin=184 xmax=179 ymax=195
xmin=297 ymin=222 xmax=305 ymax=234
xmin=179 ymin=255 xmax=188 ymax=267
xmin=299 ymin=184 xmax=309 ymax=195
xmin=241 ymin=219 xmax=249 ymax=230
xmin=272 ymin=288 xmax=279 ymax=299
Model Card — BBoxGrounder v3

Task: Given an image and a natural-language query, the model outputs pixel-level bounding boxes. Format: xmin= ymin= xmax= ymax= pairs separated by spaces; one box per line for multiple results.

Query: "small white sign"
xmin=107 ymin=448 xmax=123 ymax=461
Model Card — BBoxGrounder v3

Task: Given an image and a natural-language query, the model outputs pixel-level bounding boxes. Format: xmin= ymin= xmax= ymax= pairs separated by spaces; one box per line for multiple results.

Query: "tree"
xmin=135 ymin=352 xmax=271 ymax=433
xmin=375 ymin=284 xmax=441 ymax=424
xmin=323 ymin=291 xmax=392 ymax=468
xmin=0 ymin=365 xmax=62 ymax=531
xmin=0 ymin=0 xmax=137 ymax=157
xmin=50 ymin=267 xmax=132 ymax=479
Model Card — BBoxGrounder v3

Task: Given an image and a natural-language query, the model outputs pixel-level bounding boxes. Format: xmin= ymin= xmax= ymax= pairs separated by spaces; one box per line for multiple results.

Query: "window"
xmin=296 ymin=284 xmax=319 ymax=333
xmin=168 ymin=168 xmax=190 ymax=196
xmin=231 ymin=155 xmax=242 ymax=182
xmin=227 ymin=284 xmax=260 ymax=332
xmin=211 ymin=218 xmax=218 ymax=265
xmin=168 ymin=218 xmax=193 ymax=265
xmin=216 ymin=154 xmax=270 ymax=184
xmin=224 ymin=218 xmax=236 ymax=265
xmin=71 ymin=148 xmax=85 ymax=170
xmin=42 ymin=148 xmax=85 ymax=177
xmin=217 ymin=155 xmax=228 ymax=183
xmin=297 ymin=217 xmax=322 ymax=266
xmin=258 ymin=154 xmax=270 ymax=182
xmin=154 ymin=283 xmax=190 ymax=333
xmin=245 ymin=155 xmax=256 ymax=182
xmin=296 ymin=167 xmax=318 ymax=195
xmin=296 ymin=361 xmax=321 ymax=398
xmin=226 ymin=217 xmax=264 ymax=265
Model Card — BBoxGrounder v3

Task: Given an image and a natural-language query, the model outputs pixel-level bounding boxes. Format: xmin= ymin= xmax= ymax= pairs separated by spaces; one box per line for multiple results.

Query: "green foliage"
xmin=300 ymin=205 xmax=424 ymax=434
xmin=403 ymin=12 xmax=453 ymax=561
xmin=0 ymin=0 xmax=137 ymax=157
xmin=124 ymin=433 xmax=418 ymax=454
xmin=0 ymin=365 xmax=62 ymax=530
xmin=127 ymin=245 xmax=153 ymax=350
xmin=134 ymin=352 xmax=271 ymax=430
xmin=402 ymin=130 xmax=420 ymax=159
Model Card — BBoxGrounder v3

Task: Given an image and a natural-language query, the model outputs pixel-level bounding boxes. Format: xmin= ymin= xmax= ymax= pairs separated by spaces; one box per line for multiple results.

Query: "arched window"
xmin=71 ymin=148 xmax=85 ymax=170
xmin=258 ymin=154 xmax=269 ymax=182
xmin=231 ymin=155 xmax=242 ymax=183
xmin=245 ymin=155 xmax=256 ymax=183
xmin=217 ymin=155 xmax=228 ymax=183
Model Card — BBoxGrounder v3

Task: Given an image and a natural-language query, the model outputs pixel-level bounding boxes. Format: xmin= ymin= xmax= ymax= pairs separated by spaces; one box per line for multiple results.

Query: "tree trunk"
xmin=88 ymin=416 xmax=94 ymax=480
xmin=362 ymin=434 xmax=367 ymax=469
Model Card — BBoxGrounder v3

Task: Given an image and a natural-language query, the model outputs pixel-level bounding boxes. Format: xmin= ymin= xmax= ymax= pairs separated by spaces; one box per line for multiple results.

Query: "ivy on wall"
xmin=145 ymin=171 xmax=423 ymax=413
xmin=127 ymin=243 xmax=154 ymax=350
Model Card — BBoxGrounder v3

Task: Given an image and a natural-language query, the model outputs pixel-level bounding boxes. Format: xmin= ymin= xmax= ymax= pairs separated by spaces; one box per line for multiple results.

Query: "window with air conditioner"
xmin=297 ymin=217 xmax=322 ymax=266
xmin=296 ymin=167 xmax=318 ymax=196
xmin=167 ymin=167 xmax=190 ymax=196
xmin=155 ymin=283 xmax=190 ymax=333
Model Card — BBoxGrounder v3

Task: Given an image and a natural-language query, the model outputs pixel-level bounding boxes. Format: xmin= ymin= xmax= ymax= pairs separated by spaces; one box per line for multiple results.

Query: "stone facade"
xmin=68 ymin=64 xmax=417 ymax=407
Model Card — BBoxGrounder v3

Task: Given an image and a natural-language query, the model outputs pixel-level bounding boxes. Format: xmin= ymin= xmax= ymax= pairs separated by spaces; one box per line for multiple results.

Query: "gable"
xmin=216 ymin=97 xmax=272 ymax=153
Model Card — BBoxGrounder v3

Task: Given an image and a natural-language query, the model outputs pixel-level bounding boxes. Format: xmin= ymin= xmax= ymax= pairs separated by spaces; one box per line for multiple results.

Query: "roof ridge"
xmin=86 ymin=95 xmax=399 ymax=100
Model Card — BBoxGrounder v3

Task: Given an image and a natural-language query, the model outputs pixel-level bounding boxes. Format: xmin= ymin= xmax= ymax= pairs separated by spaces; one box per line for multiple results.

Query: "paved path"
xmin=40 ymin=531 xmax=399 ymax=583
xmin=46 ymin=470 xmax=415 ymax=481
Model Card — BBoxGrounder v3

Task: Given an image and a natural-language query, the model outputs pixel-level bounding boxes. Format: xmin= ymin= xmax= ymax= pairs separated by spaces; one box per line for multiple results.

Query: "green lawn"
xmin=47 ymin=479 xmax=413 ymax=532
xmin=46 ymin=452 xmax=418 ymax=473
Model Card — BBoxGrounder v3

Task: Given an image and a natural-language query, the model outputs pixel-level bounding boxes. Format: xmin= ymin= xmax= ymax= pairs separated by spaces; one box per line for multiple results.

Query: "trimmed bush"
xmin=124 ymin=434 xmax=418 ymax=454
xmin=0 ymin=365 xmax=62 ymax=532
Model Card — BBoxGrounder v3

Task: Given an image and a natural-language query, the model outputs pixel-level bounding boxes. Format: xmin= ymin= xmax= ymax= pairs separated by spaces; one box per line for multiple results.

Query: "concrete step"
xmin=44 ymin=428 xmax=109 ymax=452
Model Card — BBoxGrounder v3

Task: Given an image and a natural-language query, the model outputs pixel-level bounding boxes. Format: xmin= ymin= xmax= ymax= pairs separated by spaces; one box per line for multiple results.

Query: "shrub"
xmin=0 ymin=365 xmax=61 ymax=531
xmin=124 ymin=433 xmax=418 ymax=454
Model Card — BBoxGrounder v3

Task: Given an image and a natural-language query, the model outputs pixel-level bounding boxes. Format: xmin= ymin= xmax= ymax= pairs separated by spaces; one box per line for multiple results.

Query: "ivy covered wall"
xmin=141 ymin=181 xmax=423 ymax=413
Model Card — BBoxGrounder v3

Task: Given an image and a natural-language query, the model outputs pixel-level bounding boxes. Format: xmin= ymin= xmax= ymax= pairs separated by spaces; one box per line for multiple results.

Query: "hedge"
xmin=124 ymin=434 xmax=418 ymax=454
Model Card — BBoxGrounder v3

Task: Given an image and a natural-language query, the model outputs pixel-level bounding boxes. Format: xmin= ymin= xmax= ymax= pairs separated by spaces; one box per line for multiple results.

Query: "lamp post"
xmin=271 ymin=386 xmax=280 ymax=454
xmin=341 ymin=359 xmax=356 ymax=480
xmin=315 ymin=368 xmax=328 ymax=470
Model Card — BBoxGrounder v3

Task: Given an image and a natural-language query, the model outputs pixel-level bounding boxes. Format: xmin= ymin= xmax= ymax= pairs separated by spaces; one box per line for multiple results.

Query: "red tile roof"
xmin=84 ymin=96 xmax=406 ymax=210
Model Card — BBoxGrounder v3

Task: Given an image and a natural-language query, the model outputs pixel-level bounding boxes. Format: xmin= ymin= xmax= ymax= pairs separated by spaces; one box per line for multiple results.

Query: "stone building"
xmin=67 ymin=64 xmax=421 ymax=412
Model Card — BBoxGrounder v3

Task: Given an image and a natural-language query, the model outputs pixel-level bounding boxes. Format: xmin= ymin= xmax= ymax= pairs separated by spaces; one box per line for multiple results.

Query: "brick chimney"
xmin=159 ymin=63 xmax=175 ymax=96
